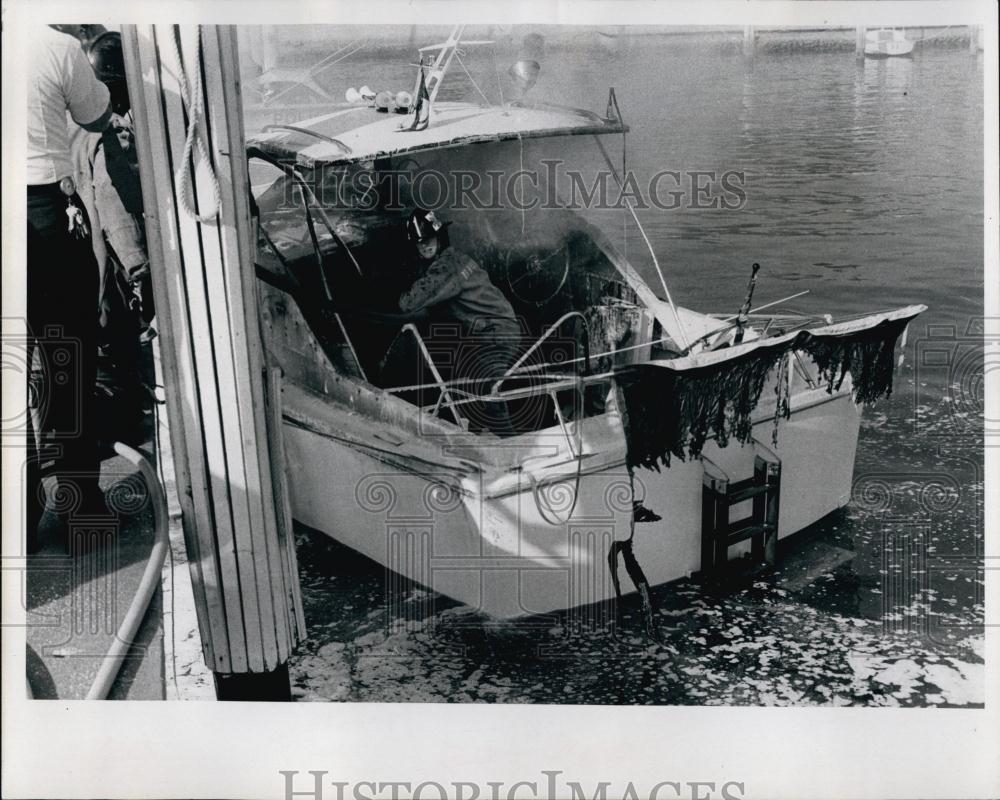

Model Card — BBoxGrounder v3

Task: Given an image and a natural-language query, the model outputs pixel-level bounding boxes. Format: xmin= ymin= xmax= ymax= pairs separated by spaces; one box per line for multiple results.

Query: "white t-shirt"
xmin=27 ymin=26 xmax=111 ymax=185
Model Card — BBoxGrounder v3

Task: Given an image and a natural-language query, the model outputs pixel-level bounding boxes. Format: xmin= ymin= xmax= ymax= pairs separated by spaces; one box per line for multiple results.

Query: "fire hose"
xmin=25 ymin=442 xmax=169 ymax=701
xmin=27 ymin=441 xmax=169 ymax=700
xmin=84 ymin=441 xmax=169 ymax=700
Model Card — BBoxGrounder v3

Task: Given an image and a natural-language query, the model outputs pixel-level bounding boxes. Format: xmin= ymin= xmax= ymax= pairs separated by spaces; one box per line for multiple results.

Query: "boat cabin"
xmin=248 ymin=99 xmax=692 ymax=440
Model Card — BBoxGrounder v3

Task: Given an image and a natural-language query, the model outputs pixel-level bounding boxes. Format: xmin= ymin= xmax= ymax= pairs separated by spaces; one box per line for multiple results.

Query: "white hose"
xmin=85 ymin=442 xmax=169 ymax=700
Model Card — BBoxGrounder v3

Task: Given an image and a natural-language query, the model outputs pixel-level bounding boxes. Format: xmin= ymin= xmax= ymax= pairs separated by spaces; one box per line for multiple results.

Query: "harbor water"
xmin=246 ymin=31 xmax=986 ymax=705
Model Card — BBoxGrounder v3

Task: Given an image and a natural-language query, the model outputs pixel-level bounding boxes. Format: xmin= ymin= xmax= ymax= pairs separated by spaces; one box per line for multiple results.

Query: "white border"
xmin=3 ymin=2 xmax=998 ymax=799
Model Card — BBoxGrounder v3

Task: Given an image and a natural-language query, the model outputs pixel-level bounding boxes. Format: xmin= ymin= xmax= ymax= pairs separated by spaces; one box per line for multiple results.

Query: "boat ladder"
xmin=700 ymin=450 xmax=781 ymax=584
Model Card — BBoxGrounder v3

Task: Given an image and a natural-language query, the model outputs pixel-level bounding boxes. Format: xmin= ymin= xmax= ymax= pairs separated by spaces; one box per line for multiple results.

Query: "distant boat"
xmin=865 ymin=28 xmax=914 ymax=58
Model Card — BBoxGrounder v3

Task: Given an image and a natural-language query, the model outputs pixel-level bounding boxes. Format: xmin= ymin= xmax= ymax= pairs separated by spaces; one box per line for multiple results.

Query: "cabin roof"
xmin=246 ymin=100 xmax=627 ymax=169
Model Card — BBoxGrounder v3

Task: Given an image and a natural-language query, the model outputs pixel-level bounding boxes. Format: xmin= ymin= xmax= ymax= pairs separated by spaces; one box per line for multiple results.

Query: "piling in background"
xmin=121 ymin=24 xmax=305 ymax=700
xmin=743 ymin=26 xmax=755 ymax=60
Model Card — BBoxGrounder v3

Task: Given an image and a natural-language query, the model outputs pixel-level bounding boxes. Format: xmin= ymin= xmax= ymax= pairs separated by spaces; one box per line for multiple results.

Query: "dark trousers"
xmin=463 ymin=339 xmax=519 ymax=437
xmin=26 ymin=185 xmax=101 ymax=534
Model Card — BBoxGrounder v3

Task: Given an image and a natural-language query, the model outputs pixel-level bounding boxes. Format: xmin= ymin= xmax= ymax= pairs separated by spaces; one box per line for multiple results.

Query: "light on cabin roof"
xmin=395 ymin=91 xmax=413 ymax=112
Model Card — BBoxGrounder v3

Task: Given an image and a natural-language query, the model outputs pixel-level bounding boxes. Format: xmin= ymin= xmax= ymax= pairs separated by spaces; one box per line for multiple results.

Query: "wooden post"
xmin=743 ymin=26 xmax=755 ymax=60
xmin=121 ymin=24 xmax=303 ymax=699
xmin=856 ymin=27 xmax=866 ymax=61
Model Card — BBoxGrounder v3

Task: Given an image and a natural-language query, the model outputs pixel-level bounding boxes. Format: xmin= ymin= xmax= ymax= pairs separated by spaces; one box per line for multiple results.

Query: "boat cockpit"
xmin=249 ymin=131 xmax=676 ymax=438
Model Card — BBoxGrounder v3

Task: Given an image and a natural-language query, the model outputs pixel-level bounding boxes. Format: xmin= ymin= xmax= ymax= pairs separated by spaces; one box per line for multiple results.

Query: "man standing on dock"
xmin=26 ymin=24 xmax=113 ymax=550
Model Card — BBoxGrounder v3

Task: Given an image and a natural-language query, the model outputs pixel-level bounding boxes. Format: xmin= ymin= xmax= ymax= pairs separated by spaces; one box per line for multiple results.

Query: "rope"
xmin=263 ymin=39 xmax=366 ymax=106
xmin=491 ymin=45 xmax=506 ymax=108
xmin=171 ymin=26 xmax=221 ymax=222
xmin=518 ymin=133 xmax=526 ymax=236
xmin=454 ymin=51 xmax=493 ymax=105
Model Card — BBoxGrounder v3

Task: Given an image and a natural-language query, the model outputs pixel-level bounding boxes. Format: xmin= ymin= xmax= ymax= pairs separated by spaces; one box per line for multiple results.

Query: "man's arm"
xmin=398 ymin=256 xmax=462 ymax=313
xmin=62 ymin=39 xmax=112 ymax=132
xmin=93 ymin=145 xmax=147 ymax=276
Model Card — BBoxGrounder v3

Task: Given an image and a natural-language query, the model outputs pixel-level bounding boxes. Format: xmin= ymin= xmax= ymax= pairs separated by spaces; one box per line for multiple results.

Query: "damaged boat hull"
xmin=280 ymin=375 xmax=860 ymax=620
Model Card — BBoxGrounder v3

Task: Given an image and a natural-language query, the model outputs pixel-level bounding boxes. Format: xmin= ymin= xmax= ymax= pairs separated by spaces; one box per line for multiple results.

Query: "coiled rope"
xmin=171 ymin=25 xmax=220 ymax=222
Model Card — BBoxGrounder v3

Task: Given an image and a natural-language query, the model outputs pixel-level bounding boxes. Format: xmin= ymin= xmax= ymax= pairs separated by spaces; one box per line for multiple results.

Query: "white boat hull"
xmin=865 ymin=31 xmax=915 ymax=57
xmin=281 ymin=382 xmax=860 ymax=619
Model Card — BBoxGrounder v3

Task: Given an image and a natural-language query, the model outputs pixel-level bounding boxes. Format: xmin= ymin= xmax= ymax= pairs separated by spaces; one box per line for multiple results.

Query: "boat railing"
xmin=490 ymin=311 xmax=591 ymax=396
xmin=791 ymin=350 xmax=818 ymax=390
xmin=700 ymin=453 xmax=730 ymax=484
xmin=751 ymin=435 xmax=782 ymax=468
xmin=261 ymin=124 xmax=353 ymax=153
xmin=395 ymin=323 xmax=466 ymax=427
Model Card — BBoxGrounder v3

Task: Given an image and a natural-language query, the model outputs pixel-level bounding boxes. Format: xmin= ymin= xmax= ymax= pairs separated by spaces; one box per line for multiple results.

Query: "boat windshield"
xmin=250 ymin=128 xmax=676 ymax=434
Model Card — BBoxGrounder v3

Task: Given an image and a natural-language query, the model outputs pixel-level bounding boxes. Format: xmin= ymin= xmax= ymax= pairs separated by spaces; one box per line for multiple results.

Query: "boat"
xmin=245 ymin=28 xmax=925 ymax=620
xmin=865 ymin=28 xmax=915 ymax=58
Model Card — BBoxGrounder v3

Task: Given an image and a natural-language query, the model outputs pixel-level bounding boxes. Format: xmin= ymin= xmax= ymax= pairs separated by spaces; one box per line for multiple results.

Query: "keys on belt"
xmin=59 ymin=176 xmax=89 ymax=240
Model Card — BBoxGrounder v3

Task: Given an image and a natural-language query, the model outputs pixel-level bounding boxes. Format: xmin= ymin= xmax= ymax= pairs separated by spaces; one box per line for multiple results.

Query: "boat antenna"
xmin=733 ymin=262 xmax=760 ymax=344
xmin=592 ymin=132 xmax=690 ymax=350
xmin=490 ymin=45 xmax=506 ymax=110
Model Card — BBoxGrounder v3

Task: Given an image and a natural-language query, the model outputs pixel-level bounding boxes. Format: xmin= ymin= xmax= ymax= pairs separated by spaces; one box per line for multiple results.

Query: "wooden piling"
xmin=743 ymin=26 xmax=755 ymax=60
xmin=856 ymin=27 xmax=866 ymax=60
xmin=121 ymin=24 xmax=303 ymax=698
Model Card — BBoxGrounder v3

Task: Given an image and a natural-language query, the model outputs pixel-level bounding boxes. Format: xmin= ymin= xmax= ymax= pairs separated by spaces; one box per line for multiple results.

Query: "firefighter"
xmin=398 ymin=209 xmax=522 ymax=435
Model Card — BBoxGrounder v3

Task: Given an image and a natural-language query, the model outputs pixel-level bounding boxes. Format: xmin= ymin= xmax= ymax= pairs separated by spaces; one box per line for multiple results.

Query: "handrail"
xmin=395 ymin=324 xmax=464 ymax=427
xmin=490 ymin=311 xmax=591 ymax=396
xmin=679 ymin=291 xmax=813 ymax=356
xmin=751 ymin=434 xmax=782 ymax=467
xmin=262 ymin=125 xmax=353 ymax=153
xmin=547 ymin=388 xmax=583 ymax=459
xmin=247 ymin=148 xmax=363 ymax=276
xmin=433 ymin=370 xmax=615 ymax=411
xmin=792 ymin=350 xmax=818 ymax=389
xmin=700 ymin=453 xmax=730 ymax=483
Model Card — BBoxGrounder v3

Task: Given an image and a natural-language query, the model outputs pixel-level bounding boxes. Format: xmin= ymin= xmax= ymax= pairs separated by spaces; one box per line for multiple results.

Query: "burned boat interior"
xmin=249 ymin=137 xmax=671 ymax=437
xmin=248 ymin=122 xmax=922 ymax=461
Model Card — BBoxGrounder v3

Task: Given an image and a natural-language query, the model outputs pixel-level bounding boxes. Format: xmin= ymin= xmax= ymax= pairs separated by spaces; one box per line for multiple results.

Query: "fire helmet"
xmin=406 ymin=208 xmax=451 ymax=244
